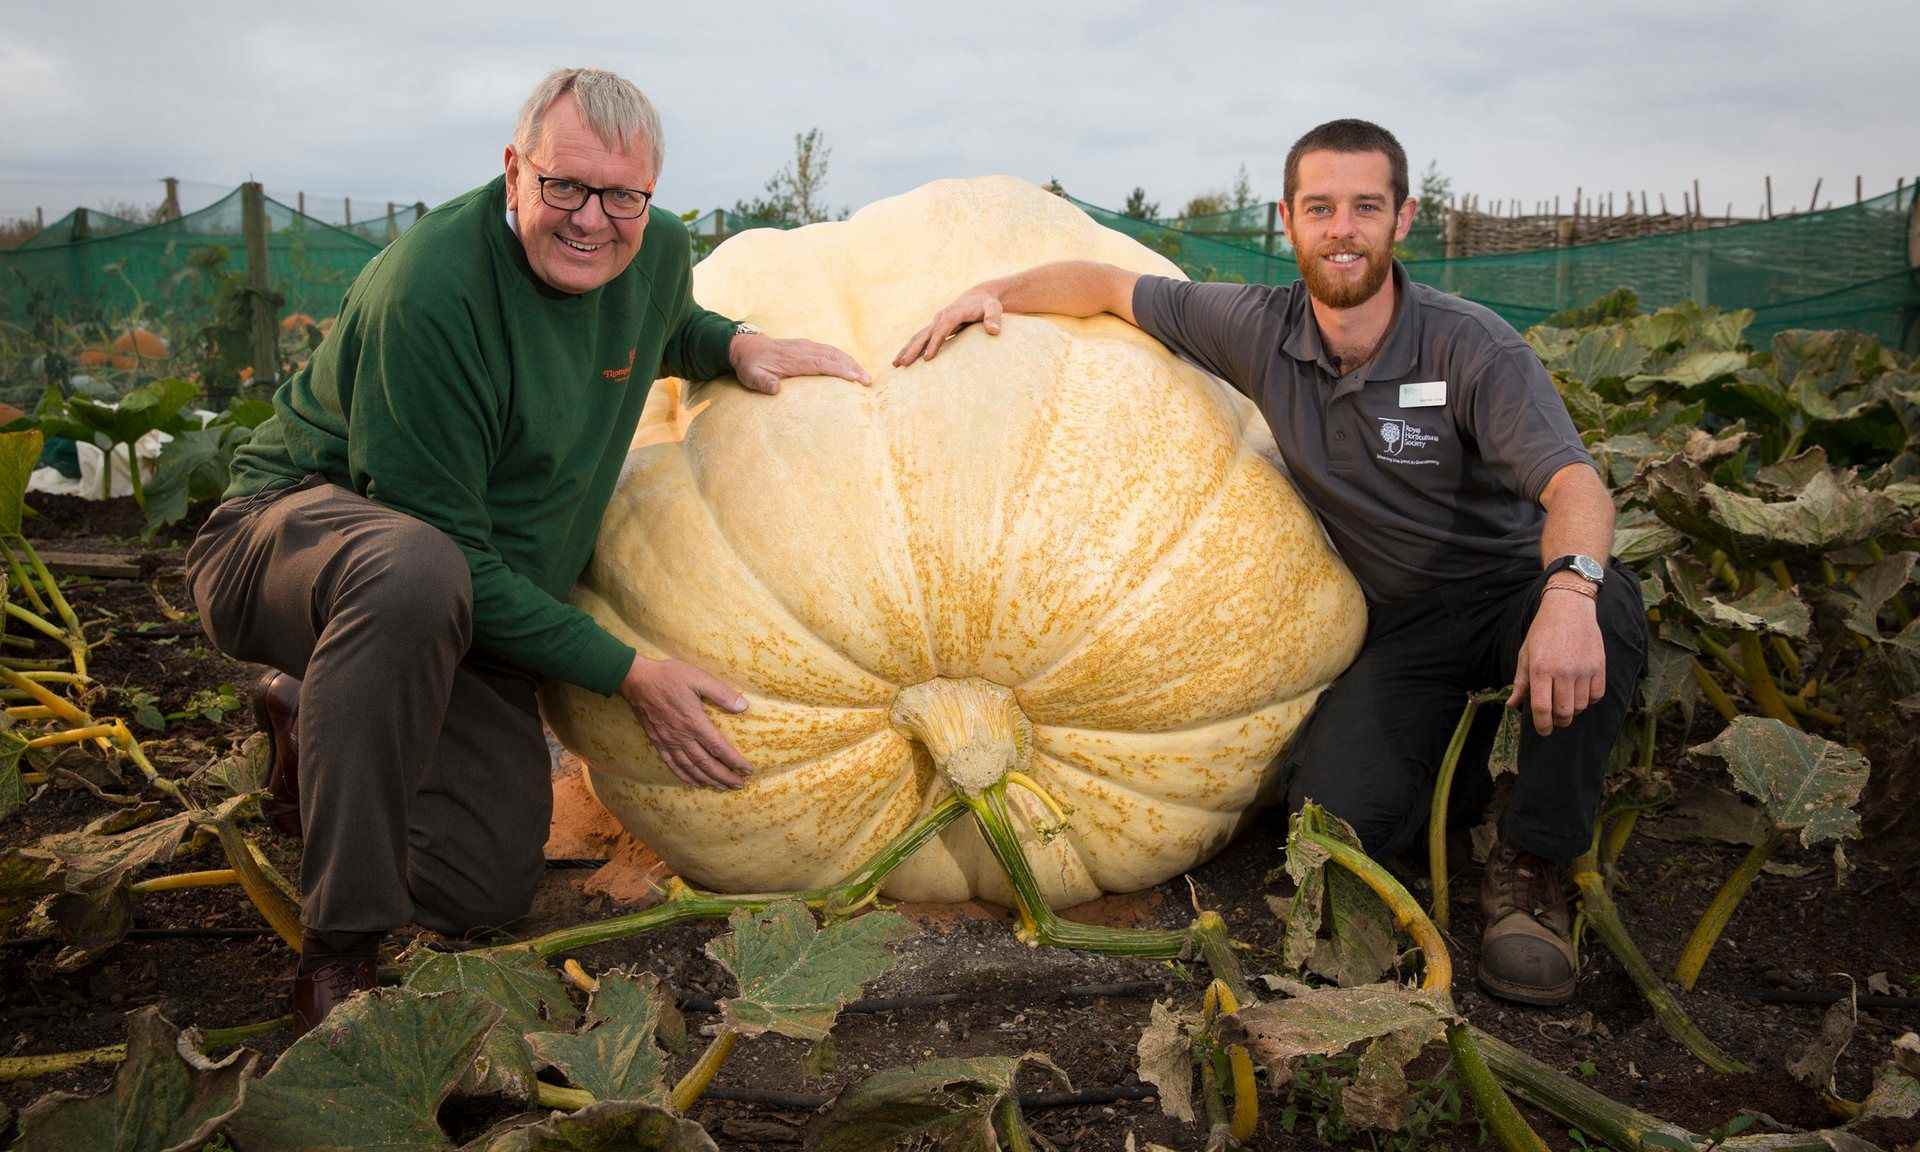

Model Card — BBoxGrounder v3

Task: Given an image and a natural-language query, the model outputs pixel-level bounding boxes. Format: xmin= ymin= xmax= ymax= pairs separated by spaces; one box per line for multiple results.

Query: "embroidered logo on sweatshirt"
xmin=602 ymin=346 xmax=636 ymax=383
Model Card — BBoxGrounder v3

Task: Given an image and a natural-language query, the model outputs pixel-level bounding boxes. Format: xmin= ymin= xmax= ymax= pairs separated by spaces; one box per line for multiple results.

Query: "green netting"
xmin=0 ymin=189 xmax=383 ymax=331
xmin=18 ymin=208 xmax=139 ymax=249
xmin=1076 ymin=187 xmax=1920 ymax=350
xmin=1141 ymin=203 xmax=1449 ymax=261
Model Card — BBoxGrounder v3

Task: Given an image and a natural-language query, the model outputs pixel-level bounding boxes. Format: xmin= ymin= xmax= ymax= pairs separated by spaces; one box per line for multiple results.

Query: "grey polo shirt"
xmin=1133 ymin=262 xmax=1593 ymax=606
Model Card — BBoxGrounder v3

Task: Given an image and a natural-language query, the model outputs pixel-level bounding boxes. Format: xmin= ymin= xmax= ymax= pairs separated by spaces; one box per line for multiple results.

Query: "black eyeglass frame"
xmin=529 ymin=166 xmax=654 ymax=220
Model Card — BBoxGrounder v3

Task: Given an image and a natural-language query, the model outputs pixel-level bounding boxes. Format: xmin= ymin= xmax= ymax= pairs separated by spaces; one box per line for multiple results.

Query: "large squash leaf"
xmin=1555 ymin=327 xmax=1647 ymax=390
xmin=1689 ymin=717 xmax=1870 ymax=848
xmin=224 ymin=988 xmax=498 ymax=1152
xmin=1857 ymin=1033 xmax=1920 ymax=1123
xmin=524 ymin=970 xmax=669 ymax=1106
xmin=402 ymin=946 xmax=576 ymax=1101
xmin=1843 ymin=551 xmax=1918 ymax=640
xmin=1221 ymin=983 xmax=1452 ymax=1089
xmin=1655 ymin=556 xmax=1809 ymax=640
xmin=471 ymin=1100 xmax=718 ymax=1152
xmin=12 ymin=1006 xmax=255 ymax=1152
xmin=1646 ymin=457 xmax=1905 ymax=563
xmin=0 ymin=428 xmax=44 ymax=536
xmin=707 ymin=902 xmax=914 ymax=1041
xmin=805 ymin=1053 xmax=1068 ymax=1152
xmin=1133 ymin=999 xmax=1204 ymax=1122
xmin=0 ymin=728 xmax=28 ymax=826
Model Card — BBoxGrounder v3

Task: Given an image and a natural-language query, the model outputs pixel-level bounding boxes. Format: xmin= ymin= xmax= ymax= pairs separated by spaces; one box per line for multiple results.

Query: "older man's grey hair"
xmin=514 ymin=68 xmax=664 ymax=174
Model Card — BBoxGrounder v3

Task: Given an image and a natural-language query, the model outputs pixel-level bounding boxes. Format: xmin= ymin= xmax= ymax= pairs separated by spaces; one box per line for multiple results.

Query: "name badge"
xmin=1399 ymin=380 xmax=1446 ymax=408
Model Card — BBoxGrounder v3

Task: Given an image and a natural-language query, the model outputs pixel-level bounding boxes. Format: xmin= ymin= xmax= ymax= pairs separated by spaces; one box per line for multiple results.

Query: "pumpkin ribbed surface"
xmin=542 ymin=176 xmax=1366 ymax=908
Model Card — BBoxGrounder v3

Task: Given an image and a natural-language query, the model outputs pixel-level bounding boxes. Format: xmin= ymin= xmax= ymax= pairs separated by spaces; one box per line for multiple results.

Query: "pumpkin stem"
xmin=889 ymin=677 xmax=1032 ymax=796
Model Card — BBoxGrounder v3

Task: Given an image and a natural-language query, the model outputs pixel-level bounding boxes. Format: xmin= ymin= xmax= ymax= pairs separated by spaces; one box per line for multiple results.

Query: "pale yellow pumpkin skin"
xmin=542 ymin=176 xmax=1366 ymax=909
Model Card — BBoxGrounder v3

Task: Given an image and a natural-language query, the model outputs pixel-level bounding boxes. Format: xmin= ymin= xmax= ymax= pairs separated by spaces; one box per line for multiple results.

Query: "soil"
xmin=3 ymin=493 xmax=1918 ymax=1151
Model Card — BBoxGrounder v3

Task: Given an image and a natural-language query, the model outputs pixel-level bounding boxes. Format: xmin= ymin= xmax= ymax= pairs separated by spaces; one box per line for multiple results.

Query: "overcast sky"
xmin=3 ymin=0 xmax=1915 ymax=227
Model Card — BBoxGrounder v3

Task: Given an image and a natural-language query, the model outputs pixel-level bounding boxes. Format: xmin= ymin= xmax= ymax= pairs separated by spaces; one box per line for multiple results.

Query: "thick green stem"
xmin=1691 ymin=659 xmax=1740 ymax=723
xmin=1430 ymin=688 xmax=1506 ymax=932
xmin=11 ymin=533 xmax=85 ymax=677
xmin=0 ymin=1015 xmax=290 ymax=1081
xmin=129 ymin=868 xmax=240 ymax=895
xmin=670 ymin=1029 xmax=737 ymax=1113
xmin=1671 ymin=830 xmax=1785 ymax=992
xmin=1569 ymin=852 xmax=1747 ymax=1073
xmin=1474 ymin=1027 xmax=1697 ymax=1152
xmin=1600 ymin=809 xmax=1640 ymax=892
xmin=1737 ymin=633 xmax=1800 ymax=729
xmin=4 ymin=543 xmax=48 ymax=615
xmin=5 ymin=600 xmax=70 ymax=645
xmin=501 ymin=796 xmax=969 ymax=960
xmin=996 ymin=1096 xmax=1036 ymax=1152
xmin=1189 ymin=910 xmax=1253 ymax=1008
xmin=964 ymin=786 xmax=1188 ymax=957
xmin=535 ymin=1080 xmax=595 ymax=1111
xmin=1448 ymin=1024 xmax=1548 ymax=1152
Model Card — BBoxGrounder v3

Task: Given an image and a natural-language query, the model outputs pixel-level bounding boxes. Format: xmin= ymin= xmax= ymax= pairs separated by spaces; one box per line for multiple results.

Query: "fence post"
xmin=1553 ymin=218 xmax=1575 ymax=310
xmin=1264 ymin=201 xmax=1277 ymax=256
xmin=72 ymin=207 xmax=91 ymax=242
xmin=160 ymin=178 xmax=181 ymax=221
xmin=241 ymin=182 xmax=278 ymax=392
xmin=344 ymin=196 xmax=352 ymax=227
xmin=1443 ymin=208 xmax=1461 ymax=261
xmin=35 ymin=206 xmax=43 ymax=229
xmin=386 ymin=201 xmax=397 ymax=245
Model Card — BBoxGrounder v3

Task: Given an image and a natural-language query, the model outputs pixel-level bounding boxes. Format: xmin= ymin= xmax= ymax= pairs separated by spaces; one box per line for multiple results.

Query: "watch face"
xmin=1571 ymin=555 xmax=1605 ymax=582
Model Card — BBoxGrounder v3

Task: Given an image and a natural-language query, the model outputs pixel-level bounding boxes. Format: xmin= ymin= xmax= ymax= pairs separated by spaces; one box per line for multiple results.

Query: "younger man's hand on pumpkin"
xmin=894 ymin=287 xmax=1005 ymax=365
xmin=620 ymin=654 xmax=755 ymax=789
xmin=729 ymin=333 xmax=870 ymax=395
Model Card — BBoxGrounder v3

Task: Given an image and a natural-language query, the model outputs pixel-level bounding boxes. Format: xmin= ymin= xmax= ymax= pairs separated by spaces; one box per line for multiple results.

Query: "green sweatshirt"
xmin=226 ymin=176 xmax=737 ymax=696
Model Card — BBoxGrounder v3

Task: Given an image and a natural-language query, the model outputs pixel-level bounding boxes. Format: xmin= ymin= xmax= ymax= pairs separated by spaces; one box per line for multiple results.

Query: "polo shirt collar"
xmin=1283 ymin=261 xmax=1424 ymax=402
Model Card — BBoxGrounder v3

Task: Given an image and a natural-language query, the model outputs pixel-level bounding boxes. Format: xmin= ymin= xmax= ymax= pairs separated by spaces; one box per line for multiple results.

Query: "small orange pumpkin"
xmin=112 ymin=328 xmax=169 ymax=360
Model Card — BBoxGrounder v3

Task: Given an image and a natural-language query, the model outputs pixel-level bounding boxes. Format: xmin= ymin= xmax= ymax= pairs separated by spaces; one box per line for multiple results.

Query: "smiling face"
xmin=1280 ymin=149 xmax=1416 ymax=310
xmin=503 ymin=92 xmax=655 ymax=295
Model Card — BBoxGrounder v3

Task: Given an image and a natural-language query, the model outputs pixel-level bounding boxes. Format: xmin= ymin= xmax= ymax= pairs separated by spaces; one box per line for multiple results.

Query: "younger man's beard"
xmin=1297 ymin=239 xmax=1393 ymax=309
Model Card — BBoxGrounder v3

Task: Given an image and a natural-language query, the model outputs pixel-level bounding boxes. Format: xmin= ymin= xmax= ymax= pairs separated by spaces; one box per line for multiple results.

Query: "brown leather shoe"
xmin=292 ymin=952 xmax=379 ymax=1035
xmin=1477 ymin=841 xmax=1578 ymax=1006
xmin=251 ymin=671 xmax=302 ymax=838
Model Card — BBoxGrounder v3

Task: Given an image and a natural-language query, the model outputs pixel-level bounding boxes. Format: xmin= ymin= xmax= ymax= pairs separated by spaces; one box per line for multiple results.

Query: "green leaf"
xmin=0 ymin=849 xmax=64 ymax=939
xmin=1556 ymin=327 xmax=1647 ymax=389
xmin=1282 ymin=814 xmax=1333 ymax=972
xmin=13 ymin=1006 xmax=256 ymax=1152
xmin=144 ymin=425 xmax=244 ymax=536
xmin=473 ymin=1099 xmax=718 ymax=1152
xmin=1647 ymin=458 xmax=1905 ymax=563
xmin=1614 ymin=511 xmax=1686 ymax=566
xmin=524 ymin=970 xmax=668 ymax=1106
xmin=0 ymin=428 xmax=45 ymax=536
xmin=402 ymin=946 xmax=577 ymax=1101
xmin=1755 ymin=447 xmax=1835 ymax=496
xmin=707 ymin=902 xmax=915 ymax=1041
xmin=1310 ymin=857 xmax=1398 ymax=988
xmin=1626 ymin=349 xmax=1749 ymax=393
xmin=1656 ymin=557 xmax=1809 ymax=640
xmin=1642 ymin=639 xmax=1700 ymax=724
xmin=1221 ymin=983 xmax=1454 ymax=1089
xmin=189 ymin=732 xmax=270 ymax=800
xmin=1844 ymin=551 xmax=1917 ymax=640
xmin=218 ymin=396 xmax=276 ymax=430
xmin=225 ymin=988 xmax=499 ymax=1152
xmin=1341 ymin=1024 xmax=1434 ymax=1132
xmin=1486 ymin=707 xmax=1523 ymax=779
xmin=805 ymin=1053 xmax=1069 ymax=1152
xmin=64 ymin=376 xmax=197 ymax=451
xmin=1134 ymin=999 xmax=1203 ymax=1122
xmin=1689 ymin=717 xmax=1870 ymax=848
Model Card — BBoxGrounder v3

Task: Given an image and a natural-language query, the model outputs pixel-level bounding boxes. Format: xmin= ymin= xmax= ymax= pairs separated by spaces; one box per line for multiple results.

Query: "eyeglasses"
xmin=529 ymin=165 xmax=653 ymax=220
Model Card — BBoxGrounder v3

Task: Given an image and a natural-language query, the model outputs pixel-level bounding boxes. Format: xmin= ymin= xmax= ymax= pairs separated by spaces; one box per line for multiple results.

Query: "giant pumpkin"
xmin=542 ymin=176 xmax=1365 ymax=910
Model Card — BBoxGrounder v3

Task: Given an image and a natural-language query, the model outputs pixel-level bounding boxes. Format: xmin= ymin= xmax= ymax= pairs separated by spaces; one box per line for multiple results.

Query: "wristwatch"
xmin=732 ymin=321 xmax=762 ymax=338
xmin=1546 ymin=554 xmax=1606 ymax=587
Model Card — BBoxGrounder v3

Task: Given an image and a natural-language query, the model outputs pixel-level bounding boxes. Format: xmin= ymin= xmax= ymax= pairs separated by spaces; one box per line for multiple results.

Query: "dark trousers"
xmin=1280 ymin=560 xmax=1647 ymax=866
xmin=184 ymin=478 xmax=552 ymax=937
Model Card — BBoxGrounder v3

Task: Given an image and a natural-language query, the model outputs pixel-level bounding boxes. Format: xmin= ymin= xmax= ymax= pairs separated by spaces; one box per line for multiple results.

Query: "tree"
xmin=733 ymin=127 xmax=841 ymax=227
xmin=1230 ymin=163 xmax=1257 ymax=211
xmin=1415 ymin=160 xmax=1452 ymax=232
xmin=1122 ymin=187 xmax=1159 ymax=220
xmin=1180 ymin=191 xmax=1229 ymax=221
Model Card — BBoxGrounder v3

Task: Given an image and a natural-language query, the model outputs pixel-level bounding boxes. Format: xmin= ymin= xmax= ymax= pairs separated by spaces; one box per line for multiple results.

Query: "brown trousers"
xmin=185 ymin=478 xmax=551 ymax=937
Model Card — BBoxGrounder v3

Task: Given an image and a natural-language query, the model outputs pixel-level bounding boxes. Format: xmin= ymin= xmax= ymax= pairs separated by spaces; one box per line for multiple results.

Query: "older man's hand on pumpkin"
xmin=729 ymin=333 xmax=870 ymax=395
xmin=619 ymin=654 xmax=755 ymax=789
xmin=894 ymin=287 xmax=1005 ymax=365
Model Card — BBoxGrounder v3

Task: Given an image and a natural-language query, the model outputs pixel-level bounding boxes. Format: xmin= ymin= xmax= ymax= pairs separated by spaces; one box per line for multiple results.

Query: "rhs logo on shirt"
xmin=1377 ymin=417 xmax=1440 ymax=465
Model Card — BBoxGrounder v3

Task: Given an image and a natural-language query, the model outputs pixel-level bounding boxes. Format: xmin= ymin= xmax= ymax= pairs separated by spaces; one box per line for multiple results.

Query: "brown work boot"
xmin=251 ymin=671 xmax=302 ymax=838
xmin=1477 ymin=841 xmax=1577 ymax=1006
xmin=292 ymin=933 xmax=381 ymax=1035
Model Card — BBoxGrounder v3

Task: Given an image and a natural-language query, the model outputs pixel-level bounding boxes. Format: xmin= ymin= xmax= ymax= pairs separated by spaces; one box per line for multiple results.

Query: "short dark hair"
xmin=1283 ymin=119 xmax=1409 ymax=211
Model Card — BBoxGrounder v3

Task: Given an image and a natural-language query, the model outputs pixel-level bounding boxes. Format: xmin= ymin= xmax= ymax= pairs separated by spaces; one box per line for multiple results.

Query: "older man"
xmin=897 ymin=120 xmax=1646 ymax=1007
xmin=187 ymin=68 xmax=867 ymax=1031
